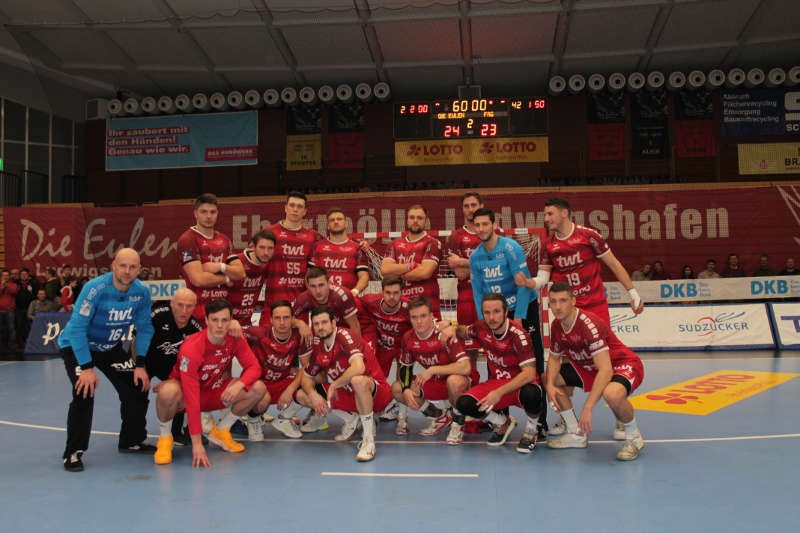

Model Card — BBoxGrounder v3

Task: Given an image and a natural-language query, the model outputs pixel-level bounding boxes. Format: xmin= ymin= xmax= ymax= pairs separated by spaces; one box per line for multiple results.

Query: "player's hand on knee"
xmin=221 ymin=380 xmax=245 ymax=404
xmin=403 ymin=388 xmax=420 ymax=410
xmin=578 ymin=409 xmax=593 ymax=436
xmin=76 ymin=368 xmax=99 ymax=398
xmin=133 ymin=368 xmax=150 ymax=392
xmin=311 ymin=393 xmax=328 ymax=415
xmin=477 ymin=390 xmax=501 ymax=413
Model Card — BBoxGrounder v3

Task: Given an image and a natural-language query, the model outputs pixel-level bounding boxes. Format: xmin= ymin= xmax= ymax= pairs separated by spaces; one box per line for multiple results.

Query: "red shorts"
xmin=580 ymin=301 xmax=610 ymax=327
xmin=321 ymin=379 xmax=392 ymax=413
xmin=264 ymin=375 xmax=297 ymax=404
xmin=375 ymin=346 xmax=400 ymax=378
xmin=463 ymin=379 xmax=542 ymax=411
xmin=563 ymin=356 xmax=644 ymax=394
xmin=180 ymin=377 xmax=235 ymax=413
xmin=420 ymin=370 xmax=479 ymax=401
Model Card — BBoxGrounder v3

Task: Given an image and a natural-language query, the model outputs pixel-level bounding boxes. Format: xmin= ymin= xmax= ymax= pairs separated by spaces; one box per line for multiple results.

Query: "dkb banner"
xmin=105 ymin=111 xmax=258 ymax=171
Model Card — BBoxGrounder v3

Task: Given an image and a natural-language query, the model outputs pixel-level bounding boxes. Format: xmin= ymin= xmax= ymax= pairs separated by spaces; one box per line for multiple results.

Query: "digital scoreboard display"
xmin=393 ymin=97 xmax=548 ymax=140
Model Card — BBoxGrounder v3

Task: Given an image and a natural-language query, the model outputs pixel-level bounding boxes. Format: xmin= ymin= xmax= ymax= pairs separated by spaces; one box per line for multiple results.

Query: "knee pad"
xmin=455 ymin=394 xmax=480 ymax=418
xmin=519 ymin=384 xmax=543 ymax=415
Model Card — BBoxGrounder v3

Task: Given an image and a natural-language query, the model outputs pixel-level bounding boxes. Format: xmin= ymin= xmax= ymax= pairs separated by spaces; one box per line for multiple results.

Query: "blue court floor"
xmin=1 ymin=352 xmax=798 ymax=533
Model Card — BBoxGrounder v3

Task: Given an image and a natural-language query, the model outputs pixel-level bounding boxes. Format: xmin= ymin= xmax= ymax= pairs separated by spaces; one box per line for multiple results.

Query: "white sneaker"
xmin=334 ymin=415 xmax=361 ymax=442
xmin=616 ymin=434 xmax=644 ymax=461
xmin=419 ymin=412 xmax=453 ymax=436
xmin=263 ymin=413 xmax=275 ymax=423
xmin=201 ymin=412 xmax=215 ymax=434
xmin=379 ymin=402 xmax=399 ymax=421
xmin=547 ymin=431 xmax=588 ymax=449
xmin=300 ymin=413 xmax=329 ymax=433
xmin=446 ymin=422 xmax=464 ymax=445
xmin=271 ymin=417 xmax=302 ymax=439
xmin=613 ymin=420 xmax=626 ymax=441
xmin=356 ymin=437 xmax=376 ymax=462
xmin=245 ymin=415 xmax=264 ymax=442
xmin=395 ymin=417 xmax=409 ymax=436
xmin=548 ymin=417 xmax=566 ymax=436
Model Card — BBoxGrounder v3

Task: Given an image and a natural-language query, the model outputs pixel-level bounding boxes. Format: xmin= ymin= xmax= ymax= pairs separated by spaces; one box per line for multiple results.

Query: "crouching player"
xmin=153 ymin=300 xmax=266 ymax=467
xmin=392 ymin=297 xmax=477 ymax=444
xmin=546 ymin=282 xmax=645 ymax=461
xmin=296 ymin=306 xmax=391 ymax=462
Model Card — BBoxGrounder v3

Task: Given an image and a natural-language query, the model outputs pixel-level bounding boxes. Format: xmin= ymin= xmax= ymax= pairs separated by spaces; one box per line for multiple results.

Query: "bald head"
xmin=171 ymin=287 xmax=197 ymax=328
xmin=111 ymin=248 xmax=141 ymax=291
xmin=114 ymin=248 xmax=141 ymax=265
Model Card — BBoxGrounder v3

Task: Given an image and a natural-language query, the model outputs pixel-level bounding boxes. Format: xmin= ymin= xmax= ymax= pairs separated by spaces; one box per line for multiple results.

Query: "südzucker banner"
xmin=106 ymin=111 xmax=258 ymax=171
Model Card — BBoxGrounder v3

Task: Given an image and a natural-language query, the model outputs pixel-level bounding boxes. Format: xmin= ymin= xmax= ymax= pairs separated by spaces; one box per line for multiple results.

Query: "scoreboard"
xmin=393 ymin=97 xmax=548 ymax=140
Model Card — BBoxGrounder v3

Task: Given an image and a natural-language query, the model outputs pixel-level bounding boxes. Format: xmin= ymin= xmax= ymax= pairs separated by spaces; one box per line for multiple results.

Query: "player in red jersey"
xmin=545 ymin=282 xmax=645 ymax=461
xmin=226 ymin=229 xmax=275 ymax=327
xmin=358 ymin=275 xmax=411 ymax=378
xmin=244 ymin=300 xmax=312 ymax=441
xmin=177 ymin=194 xmax=246 ymax=325
xmin=296 ymin=306 xmax=391 ymax=462
xmin=152 ymin=300 xmax=266 ymax=467
xmin=381 ymin=204 xmax=443 ymax=319
xmin=392 ymin=297 xmax=477 ymax=443
xmin=441 ymin=293 xmax=544 ymax=453
xmin=260 ymin=191 xmax=322 ymax=326
xmin=311 ymin=208 xmax=370 ymax=297
xmin=292 ymin=267 xmax=361 ymax=334
xmin=516 ymin=197 xmax=643 ymax=326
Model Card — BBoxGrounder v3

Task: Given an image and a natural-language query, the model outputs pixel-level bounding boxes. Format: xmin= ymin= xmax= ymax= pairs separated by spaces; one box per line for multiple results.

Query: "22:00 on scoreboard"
xmin=393 ymin=97 xmax=548 ymax=140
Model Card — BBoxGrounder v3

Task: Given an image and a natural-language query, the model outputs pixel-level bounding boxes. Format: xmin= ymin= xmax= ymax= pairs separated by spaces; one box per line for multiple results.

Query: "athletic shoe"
xmin=446 ymin=422 xmax=464 ymax=445
xmin=230 ymin=419 xmax=249 ymax=436
xmin=263 ymin=413 xmax=275 ymax=423
xmin=516 ymin=428 xmax=538 ymax=454
xmin=616 ymin=434 xmax=644 ymax=461
xmin=356 ymin=437 xmax=376 ymax=462
xmin=172 ymin=426 xmax=189 ymax=446
xmin=419 ymin=412 xmax=453 ymax=436
xmin=154 ymin=436 xmax=174 ymax=465
xmin=537 ymin=423 xmax=548 ymax=442
xmin=207 ymin=423 xmax=245 ymax=453
xmin=300 ymin=413 xmax=329 ymax=433
xmin=201 ymin=412 xmax=215 ymax=434
xmin=271 ymin=417 xmax=302 ymax=439
xmin=63 ymin=451 xmax=84 ymax=472
xmin=395 ymin=416 xmax=409 ymax=436
xmin=487 ymin=415 xmax=517 ymax=447
xmin=334 ymin=416 xmax=361 ymax=442
xmin=464 ymin=419 xmax=490 ymax=434
xmin=614 ymin=420 xmax=626 ymax=441
xmin=245 ymin=416 xmax=265 ymax=442
xmin=547 ymin=431 xmax=588 ymax=449
xmin=118 ymin=442 xmax=157 ymax=454
xmin=378 ymin=402 xmax=399 ymax=421
xmin=548 ymin=417 xmax=566 ymax=436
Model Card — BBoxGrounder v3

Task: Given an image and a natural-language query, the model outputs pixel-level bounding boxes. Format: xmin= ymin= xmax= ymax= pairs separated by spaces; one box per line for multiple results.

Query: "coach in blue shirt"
xmin=59 ymin=248 xmax=155 ymax=471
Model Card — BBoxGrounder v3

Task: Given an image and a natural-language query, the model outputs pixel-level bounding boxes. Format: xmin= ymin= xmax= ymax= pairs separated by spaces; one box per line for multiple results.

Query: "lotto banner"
xmin=604 ymin=276 xmax=800 ymax=303
xmin=394 ymin=137 xmax=549 ymax=166
xmin=768 ymin=302 xmax=800 ymax=349
xmin=105 ymin=111 xmax=258 ymax=171
xmin=738 ymin=142 xmax=800 ymax=174
xmin=286 ymin=134 xmax=322 ymax=171
xmin=721 ymin=88 xmax=800 ymax=136
xmin=609 ymin=303 xmax=775 ymax=351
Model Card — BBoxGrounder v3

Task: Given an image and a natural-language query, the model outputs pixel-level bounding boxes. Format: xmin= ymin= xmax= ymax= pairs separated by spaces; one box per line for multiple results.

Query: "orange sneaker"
xmin=207 ymin=423 xmax=245 ymax=453
xmin=154 ymin=436 xmax=174 ymax=465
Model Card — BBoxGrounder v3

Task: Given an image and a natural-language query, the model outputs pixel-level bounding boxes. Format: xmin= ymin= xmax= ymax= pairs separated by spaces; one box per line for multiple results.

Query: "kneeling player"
xmin=296 ymin=306 xmax=391 ymax=462
xmin=392 ymin=297 xmax=476 ymax=443
xmin=441 ymin=294 xmax=544 ymax=452
xmin=153 ymin=300 xmax=266 ymax=467
xmin=545 ymin=282 xmax=645 ymax=461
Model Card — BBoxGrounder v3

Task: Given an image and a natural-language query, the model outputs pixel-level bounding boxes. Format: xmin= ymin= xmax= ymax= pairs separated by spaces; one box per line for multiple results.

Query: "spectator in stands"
xmin=752 ymin=254 xmax=776 ymax=277
xmin=0 ymin=269 xmax=19 ymax=351
xmin=721 ymin=253 xmax=746 ymax=278
xmin=59 ymin=264 xmax=72 ymax=284
xmin=680 ymin=265 xmax=696 ymax=279
xmin=650 ymin=261 xmax=670 ymax=280
xmin=697 ymin=259 xmax=720 ymax=279
xmin=631 ymin=263 xmax=652 ymax=281
xmin=44 ymin=268 xmax=61 ymax=302
xmin=28 ymin=288 xmax=57 ymax=321
xmin=15 ymin=268 xmax=38 ymax=347
xmin=779 ymin=258 xmax=798 ymax=276
xmin=138 ymin=268 xmax=150 ymax=282
xmin=60 ymin=276 xmax=78 ymax=312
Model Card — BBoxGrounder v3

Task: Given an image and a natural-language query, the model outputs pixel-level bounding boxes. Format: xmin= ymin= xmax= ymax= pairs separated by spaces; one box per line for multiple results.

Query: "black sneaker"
xmin=536 ymin=422 xmax=548 ymax=442
xmin=487 ymin=415 xmax=517 ymax=447
xmin=63 ymin=451 xmax=84 ymax=472
xmin=230 ymin=419 xmax=248 ymax=436
xmin=172 ymin=427 xmax=189 ymax=446
xmin=118 ymin=442 xmax=157 ymax=454
xmin=516 ymin=428 xmax=538 ymax=454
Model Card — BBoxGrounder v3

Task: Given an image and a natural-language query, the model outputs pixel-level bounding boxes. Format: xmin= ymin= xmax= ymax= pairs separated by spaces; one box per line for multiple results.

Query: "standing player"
xmin=392 ymin=297 xmax=477 ymax=443
xmin=296 ymin=306 xmax=392 ymax=462
xmin=58 ymin=248 xmax=156 ymax=471
xmin=153 ymin=300 xmax=266 ymax=467
xmin=177 ymin=193 xmax=246 ymax=325
xmin=381 ymin=204 xmax=443 ymax=319
xmin=311 ymin=208 xmax=370 ymax=297
xmin=292 ymin=267 xmax=361 ymax=334
xmin=227 ymin=230 xmax=275 ymax=327
xmin=440 ymin=294 xmax=545 ymax=452
xmin=545 ymin=282 xmax=645 ymax=460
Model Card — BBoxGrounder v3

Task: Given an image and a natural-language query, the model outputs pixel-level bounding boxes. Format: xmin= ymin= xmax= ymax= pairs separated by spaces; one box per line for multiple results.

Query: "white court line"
xmin=0 ymin=362 xmax=18 ymax=366
xmin=1 ymin=419 xmax=798 ymax=445
xmin=321 ymin=472 xmax=478 ymax=478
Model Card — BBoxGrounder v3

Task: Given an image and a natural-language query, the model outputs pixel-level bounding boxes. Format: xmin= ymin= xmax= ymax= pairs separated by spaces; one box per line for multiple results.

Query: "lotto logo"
xmin=644 ymin=392 xmax=701 ymax=405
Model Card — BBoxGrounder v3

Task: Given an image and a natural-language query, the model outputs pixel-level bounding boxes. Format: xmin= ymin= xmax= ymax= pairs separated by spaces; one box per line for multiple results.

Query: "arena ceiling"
xmin=0 ymin=0 xmax=798 ymax=101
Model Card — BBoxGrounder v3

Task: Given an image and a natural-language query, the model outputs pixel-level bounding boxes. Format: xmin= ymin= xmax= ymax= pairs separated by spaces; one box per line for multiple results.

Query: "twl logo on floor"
xmin=629 ymin=370 xmax=799 ymax=415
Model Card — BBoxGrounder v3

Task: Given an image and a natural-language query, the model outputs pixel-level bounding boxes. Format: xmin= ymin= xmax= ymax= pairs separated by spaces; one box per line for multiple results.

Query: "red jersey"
xmin=540 ymin=224 xmax=610 ymax=309
xmin=549 ymin=309 xmax=639 ymax=370
xmin=310 ymin=238 xmax=369 ymax=290
xmin=177 ymin=227 xmax=232 ymax=318
xmin=244 ymin=326 xmax=312 ymax=383
xmin=399 ymin=329 xmax=468 ymax=369
xmin=171 ymin=331 xmax=260 ymax=435
xmin=384 ymin=233 xmax=442 ymax=303
xmin=359 ymin=293 xmax=411 ymax=352
xmin=264 ymin=221 xmax=321 ymax=306
xmin=292 ymin=283 xmax=358 ymax=323
xmin=304 ymin=327 xmax=386 ymax=385
xmin=466 ymin=320 xmax=539 ymax=383
xmin=226 ymin=249 xmax=270 ymax=326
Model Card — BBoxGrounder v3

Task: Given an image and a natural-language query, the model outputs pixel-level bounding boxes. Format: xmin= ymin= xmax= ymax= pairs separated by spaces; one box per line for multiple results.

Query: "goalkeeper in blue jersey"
xmin=58 ymin=248 xmax=156 ymax=471
xmin=468 ymin=208 xmax=548 ymax=436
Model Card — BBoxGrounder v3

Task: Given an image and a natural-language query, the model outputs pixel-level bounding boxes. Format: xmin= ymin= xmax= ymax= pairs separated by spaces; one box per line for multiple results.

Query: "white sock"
xmin=332 ymin=409 xmax=357 ymax=423
xmin=160 ymin=419 xmax=172 ymax=437
xmin=279 ymin=401 xmax=302 ymax=419
xmin=525 ymin=416 xmax=538 ymax=433
xmin=484 ymin=411 xmax=507 ymax=427
xmin=623 ymin=417 xmax=640 ymax=439
xmin=360 ymin=413 xmax=375 ymax=439
xmin=398 ymin=403 xmax=408 ymax=420
xmin=418 ymin=399 xmax=431 ymax=412
xmin=217 ymin=408 xmax=238 ymax=430
xmin=560 ymin=409 xmax=579 ymax=433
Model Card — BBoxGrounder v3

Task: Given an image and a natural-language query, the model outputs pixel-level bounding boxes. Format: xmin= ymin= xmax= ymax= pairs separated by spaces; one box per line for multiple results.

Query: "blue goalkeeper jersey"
xmin=58 ymin=272 xmax=154 ymax=367
xmin=469 ymin=235 xmax=538 ymax=320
